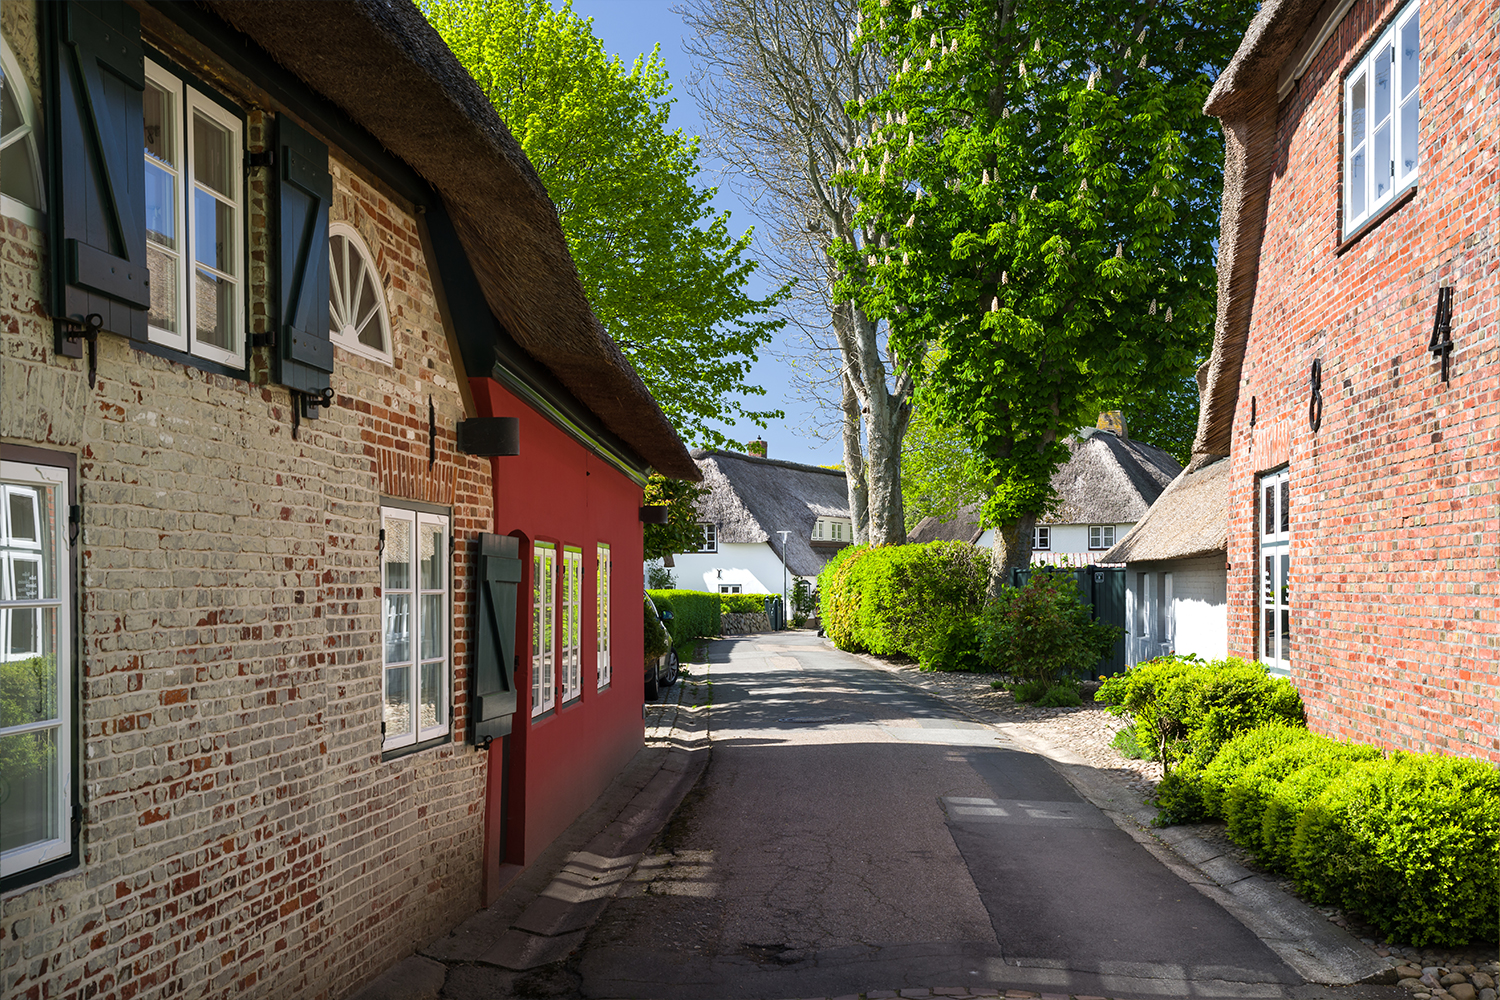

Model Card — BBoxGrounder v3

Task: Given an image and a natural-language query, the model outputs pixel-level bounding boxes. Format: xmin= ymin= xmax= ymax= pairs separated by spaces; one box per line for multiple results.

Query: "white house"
xmin=1101 ymin=456 xmax=1230 ymax=665
xmin=659 ymin=449 xmax=852 ymax=597
xmin=907 ymin=414 xmax=1181 ymax=568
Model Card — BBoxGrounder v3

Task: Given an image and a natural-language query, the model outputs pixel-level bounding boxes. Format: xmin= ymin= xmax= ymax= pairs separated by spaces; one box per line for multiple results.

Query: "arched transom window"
xmin=1 ymin=36 xmax=45 ymax=226
xmin=328 ymin=222 xmax=392 ymax=362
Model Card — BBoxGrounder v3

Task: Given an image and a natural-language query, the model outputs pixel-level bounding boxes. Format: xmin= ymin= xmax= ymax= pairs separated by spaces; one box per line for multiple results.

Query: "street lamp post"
xmin=777 ymin=530 xmax=791 ymax=630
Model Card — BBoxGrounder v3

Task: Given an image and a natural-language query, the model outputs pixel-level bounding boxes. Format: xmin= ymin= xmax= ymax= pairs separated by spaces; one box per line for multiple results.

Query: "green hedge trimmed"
xmin=817 ymin=542 xmax=989 ymax=659
xmin=720 ymin=593 xmax=768 ymax=615
xmin=1222 ymin=734 xmax=1382 ymax=860
xmin=647 ymin=588 xmax=719 ymax=658
xmin=643 ymin=594 xmax=672 ymax=660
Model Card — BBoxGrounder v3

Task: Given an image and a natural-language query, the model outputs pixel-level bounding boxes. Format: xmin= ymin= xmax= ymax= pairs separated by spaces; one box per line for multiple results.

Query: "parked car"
xmin=644 ymin=596 xmax=679 ymax=701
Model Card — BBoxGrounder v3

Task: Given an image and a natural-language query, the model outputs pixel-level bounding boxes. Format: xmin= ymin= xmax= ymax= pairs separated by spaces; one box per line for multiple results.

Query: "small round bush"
xmin=1035 ymin=682 xmax=1083 ymax=708
xmin=1259 ymin=758 xmax=1362 ymax=872
xmin=1222 ymin=735 xmax=1382 ymax=859
xmin=1200 ymin=725 xmax=1317 ymax=820
xmin=1292 ymin=753 xmax=1500 ymax=946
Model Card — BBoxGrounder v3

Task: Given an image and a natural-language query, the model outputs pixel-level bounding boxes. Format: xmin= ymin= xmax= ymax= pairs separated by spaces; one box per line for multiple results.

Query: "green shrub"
xmin=1258 ymin=758 xmax=1369 ymax=871
xmin=818 ymin=542 xmax=989 ymax=659
xmin=1223 ymin=736 xmax=1382 ymax=860
xmin=720 ymin=593 xmax=768 ymax=615
xmin=917 ymin=611 xmax=986 ymax=672
xmin=1290 ymin=753 xmax=1500 ymax=946
xmin=648 ymin=588 xmax=720 ymax=658
xmin=791 ymin=578 xmax=817 ymax=627
xmin=643 ymin=594 xmax=672 ymax=660
xmin=1110 ymin=726 xmax=1149 ymax=760
xmin=976 ymin=571 xmax=1118 ymax=688
xmin=1095 ymin=655 xmax=1205 ymax=767
xmin=1199 ymin=725 xmax=1317 ymax=820
xmin=1011 ymin=678 xmax=1049 ymax=703
xmin=1035 ymin=681 xmax=1083 ymax=708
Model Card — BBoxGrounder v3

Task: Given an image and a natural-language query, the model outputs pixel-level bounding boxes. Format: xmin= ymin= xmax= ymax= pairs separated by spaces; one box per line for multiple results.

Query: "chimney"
xmin=747 ymin=438 xmax=768 ymax=457
xmin=1096 ymin=410 xmax=1127 ymax=438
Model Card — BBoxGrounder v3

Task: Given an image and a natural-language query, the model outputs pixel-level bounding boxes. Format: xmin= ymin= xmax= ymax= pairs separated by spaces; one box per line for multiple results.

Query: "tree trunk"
xmin=988 ymin=513 xmax=1037 ymax=598
xmin=841 ymin=373 xmax=870 ymax=544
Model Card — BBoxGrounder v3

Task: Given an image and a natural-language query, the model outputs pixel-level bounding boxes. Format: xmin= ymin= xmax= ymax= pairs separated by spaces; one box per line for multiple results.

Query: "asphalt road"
xmin=574 ymin=632 xmax=1315 ymax=1000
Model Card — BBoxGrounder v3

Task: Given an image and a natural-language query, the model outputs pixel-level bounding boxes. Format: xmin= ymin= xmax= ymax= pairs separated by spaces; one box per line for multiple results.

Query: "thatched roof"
xmin=204 ymin=0 xmax=698 ymax=480
xmin=1101 ymin=456 xmax=1230 ymax=563
xmin=1192 ymin=0 xmax=1326 ymax=462
xmin=903 ymin=429 xmax=1181 ymax=543
xmin=692 ymin=450 xmax=850 ymax=577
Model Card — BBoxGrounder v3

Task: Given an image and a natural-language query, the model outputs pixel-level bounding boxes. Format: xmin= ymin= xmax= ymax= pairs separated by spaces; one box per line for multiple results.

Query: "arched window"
xmin=1 ymin=36 xmax=45 ymax=226
xmin=328 ymin=222 xmax=392 ymax=363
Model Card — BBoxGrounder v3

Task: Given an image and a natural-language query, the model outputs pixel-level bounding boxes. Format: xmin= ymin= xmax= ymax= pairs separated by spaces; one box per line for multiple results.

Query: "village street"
xmin=547 ymin=632 xmax=1399 ymax=1000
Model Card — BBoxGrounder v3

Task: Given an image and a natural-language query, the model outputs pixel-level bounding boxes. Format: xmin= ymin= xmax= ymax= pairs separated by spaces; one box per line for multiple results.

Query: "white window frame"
xmin=719 ymin=584 xmax=742 ymax=594
xmin=696 ymin=523 xmax=717 ymax=553
xmin=1259 ymin=469 xmax=1292 ymax=675
xmin=1088 ymin=524 xmax=1115 ymax=550
xmin=560 ymin=546 xmax=582 ymax=704
xmin=531 ymin=542 xmax=556 ymax=716
xmin=595 ymin=544 xmax=610 ymax=691
xmin=144 ymin=60 xmax=244 ymax=367
xmin=328 ymin=222 xmax=393 ymax=364
xmin=1 ymin=38 xmax=46 ymax=227
xmin=380 ymin=506 xmax=450 ymax=752
xmin=1032 ymin=526 xmax=1050 ymax=550
xmin=0 ymin=459 xmax=72 ymax=881
xmin=1343 ymin=0 xmax=1420 ymax=238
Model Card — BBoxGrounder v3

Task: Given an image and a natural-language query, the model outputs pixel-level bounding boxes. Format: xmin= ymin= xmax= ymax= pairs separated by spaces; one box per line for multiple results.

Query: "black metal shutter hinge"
xmin=68 ymin=503 xmax=82 ymax=547
xmin=245 ymin=149 xmax=275 ymax=170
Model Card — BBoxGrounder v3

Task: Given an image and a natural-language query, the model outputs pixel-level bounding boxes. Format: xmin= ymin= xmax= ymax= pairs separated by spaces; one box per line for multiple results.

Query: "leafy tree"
xmin=900 ymin=399 xmax=986 ymax=527
xmin=838 ymin=0 xmax=1248 ymax=588
xmin=682 ymin=0 xmax=918 ymax=544
xmin=424 ymin=0 xmax=787 ymax=447
xmin=641 ymin=474 xmax=711 ymax=563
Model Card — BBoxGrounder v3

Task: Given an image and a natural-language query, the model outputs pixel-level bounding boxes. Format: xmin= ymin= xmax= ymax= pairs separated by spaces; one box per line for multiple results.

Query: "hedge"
xmin=720 ymin=593 xmax=768 ymax=615
xmin=817 ymin=542 xmax=989 ymax=659
xmin=646 ymin=588 xmax=719 ymax=658
xmin=1221 ymin=733 xmax=1382 ymax=859
xmin=1290 ymin=753 xmax=1499 ymax=946
xmin=643 ymin=594 xmax=672 ymax=660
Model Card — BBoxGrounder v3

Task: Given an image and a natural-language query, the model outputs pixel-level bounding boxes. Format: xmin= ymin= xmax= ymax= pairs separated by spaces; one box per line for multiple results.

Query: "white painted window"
xmin=1 ymin=460 xmax=72 ymax=880
xmin=595 ymin=544 xmax=610 ymax=691
xmin=381 ymin=507 xmax=449 ymax=751
xmin=1 ymin=38 xmax=45 ymax=226
xmin=328 ymin=223 xmax=392 ymax=363
xmin=1344 ymin=0 xmax=1420 ymax=237
xmin=144 ymin=60 xmax=244 ymax=366
xmin=560 ymin=546 xmax=582 ymax=704
xmin=1032 ymin=526 xmax=1050 ymax=550
xmin=531 ymin=542 xmax=556 ymax=716
xmin=813 ymin=517 xmax=853 ymax=541
xmin=696 ymin=523 xmax=717 ymax=553
xmin=1088 ymin=524 xmax=1115 ymax=550
xmin=719 ymin=584 xmax=742 ymax=594
xmin=1259 ymin=469 xmax=1292 ymax=675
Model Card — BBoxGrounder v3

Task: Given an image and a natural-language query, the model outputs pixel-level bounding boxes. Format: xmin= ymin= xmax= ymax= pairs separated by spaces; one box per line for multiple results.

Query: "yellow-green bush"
xmin=817 ymin=542 xmax=989 ymax=659
xmin=1218 ymin=732 xmax=1382 ymax=856
xmin=647 ymin=588 xmax=719 ymax=657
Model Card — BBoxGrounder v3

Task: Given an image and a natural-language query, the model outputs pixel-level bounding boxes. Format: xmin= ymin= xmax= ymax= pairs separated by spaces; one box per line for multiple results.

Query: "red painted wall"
xmin=473 ymin=378 xmax=647 ymax=883
xmin=1225 ymin=0 xmax=1498 ymax=762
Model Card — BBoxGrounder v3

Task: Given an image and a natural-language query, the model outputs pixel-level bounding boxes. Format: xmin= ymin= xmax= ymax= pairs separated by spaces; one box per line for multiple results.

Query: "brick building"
xmin=1192 ymin=0 xmax=1497 ymax=760
xmin=0 ymin=2 xmax=697 ymax=997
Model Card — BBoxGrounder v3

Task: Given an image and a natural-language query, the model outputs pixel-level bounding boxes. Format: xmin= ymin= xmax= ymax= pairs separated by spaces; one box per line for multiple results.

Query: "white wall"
xmin=659 ymin=542 xmax=795 ymax=596
xmin=974 ymin=523 xmax=1133 ymax=565
xmin=1124 ymin=555 xmax=1227 ymax=665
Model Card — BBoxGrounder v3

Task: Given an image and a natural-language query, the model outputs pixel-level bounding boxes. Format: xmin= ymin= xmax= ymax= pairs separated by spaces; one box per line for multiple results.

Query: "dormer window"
xmin=812 ymin=517 xmax=852 ymax=542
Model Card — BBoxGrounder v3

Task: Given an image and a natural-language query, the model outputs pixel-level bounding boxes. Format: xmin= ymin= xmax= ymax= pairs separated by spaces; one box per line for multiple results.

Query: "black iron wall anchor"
xmin=65 ymin=313 xmax=104 ymax=389
xmin=1308 ymin=358 xmax=1323 ymax=432
xmin=290 ymin=386 xmax=335 ymax=440
xmin=1429 ymin=285 xmax=1455 ymax=382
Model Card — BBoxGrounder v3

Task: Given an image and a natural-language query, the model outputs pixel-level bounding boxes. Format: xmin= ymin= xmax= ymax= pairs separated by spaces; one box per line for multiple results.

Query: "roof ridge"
xmin=691 ymin=448 xmax=848 ymax=478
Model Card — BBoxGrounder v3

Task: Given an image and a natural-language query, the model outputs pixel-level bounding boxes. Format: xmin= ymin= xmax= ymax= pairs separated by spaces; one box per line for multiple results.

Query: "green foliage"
xmin=643 ymin=594 xmax=673 ymax=661
xmin=720 ymin=593 xmax=768 ymax=615
xmin=1096 ymin=655 xmax=1305 ymax=775
xmin=1 ymin=656 xmax=57 ymax=785
xmin=818 ymin=542 xmax=990 ymax=659
xmin=646 ymin=589 xmax=721 ymax=655
xmin=1110 ymin=725 xmax=1149 ymax=760
xmin=1198 ymin=725 xmax=1317 ymax=820
xmin=1035 ymin=680 xmax=1083 ymax=707
xmin=790 ymin=579 xmax=817 ymax=628
xmin=1222 ymin=736 xmax=1382 ymax=861
xmin=1086 ymin=374 xmax=1201 ymax=468
xmin=1010 ymin=678 xmax=1049 ymax=702
xmin=976 ymin=571 xmax=1119 ymax=687
xmin=642 ymin=474 xmax=710 ymax=562
xmin=1290 ymin=754 xmax=1500 ymax=946
xmin=901 ymin=376 xmax=989 ymax=527
xmin=646 ymin=562 xmax=676 ymax=590
xmin=917 ymin=611 xmax=985 ymax=672
xmin=1258 ymin=759 xmax=1369 ymax=873
xmin=423 ymin=0 xmax=787 ymax=447
xmin=835 ymin=0 xmax=1251 ymax=543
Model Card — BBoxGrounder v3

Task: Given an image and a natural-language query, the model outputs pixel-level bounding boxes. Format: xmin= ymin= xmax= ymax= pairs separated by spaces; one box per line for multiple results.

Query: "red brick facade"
xmin=1225 ymin=0 xmax=1498 ymax=761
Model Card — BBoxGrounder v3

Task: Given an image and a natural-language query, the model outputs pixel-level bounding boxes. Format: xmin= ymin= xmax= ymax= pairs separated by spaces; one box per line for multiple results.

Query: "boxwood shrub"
xmin=1223 ymin=736 xmax=1383 ymax=860
xmin=1198 ymin=724 xmax=1317 ymax=820
xmin=1290 ymin=753 xmax=1500 ymax=947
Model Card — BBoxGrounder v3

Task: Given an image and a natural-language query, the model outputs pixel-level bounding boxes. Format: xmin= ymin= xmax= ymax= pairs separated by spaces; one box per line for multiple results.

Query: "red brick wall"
xmin=1227 ymin=0 xmax=1499 ymax=762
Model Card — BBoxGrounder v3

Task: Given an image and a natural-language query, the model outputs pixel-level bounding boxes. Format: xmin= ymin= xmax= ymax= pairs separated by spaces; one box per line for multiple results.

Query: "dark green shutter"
xmin=47 ymin=0 xmax=149 ymax=343
xmin=275 ymin=116 xmax=333 ymax=395
xmin=473 ymin=533 xmax=522 ymax=743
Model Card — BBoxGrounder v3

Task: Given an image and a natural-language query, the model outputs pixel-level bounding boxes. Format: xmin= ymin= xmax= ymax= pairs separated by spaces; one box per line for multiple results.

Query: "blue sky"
xmin=568 ymin=0 xmax=844 ymax=466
